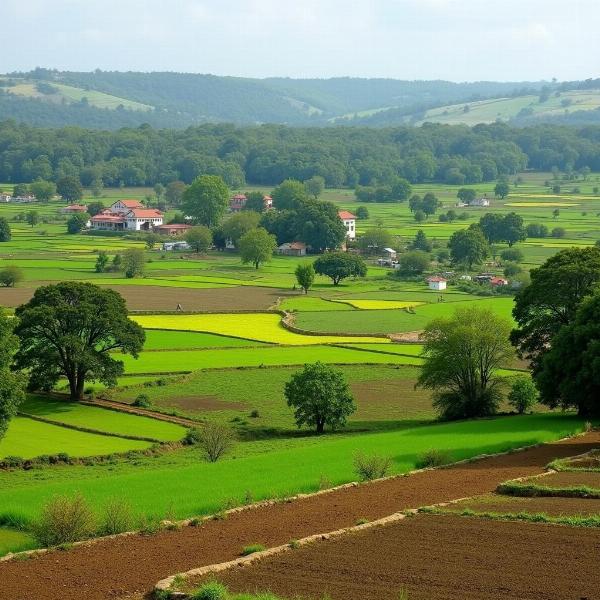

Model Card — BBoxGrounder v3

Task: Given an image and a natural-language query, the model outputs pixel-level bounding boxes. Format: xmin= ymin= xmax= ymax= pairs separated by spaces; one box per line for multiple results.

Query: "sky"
xmin=1 ymin=0 xmax=599 ymax=81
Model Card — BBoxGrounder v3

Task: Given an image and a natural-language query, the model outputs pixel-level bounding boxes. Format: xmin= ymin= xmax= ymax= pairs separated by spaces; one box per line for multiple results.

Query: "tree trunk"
xmin=75 ymin=376 xmax=85 ymax=401
xmin=316 ymin=420 xmax=325 ymax=434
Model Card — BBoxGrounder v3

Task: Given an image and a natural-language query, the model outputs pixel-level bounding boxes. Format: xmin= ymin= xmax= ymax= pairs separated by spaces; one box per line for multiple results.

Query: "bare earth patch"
xmin=518 ymin=470 xmax=600 ymax=489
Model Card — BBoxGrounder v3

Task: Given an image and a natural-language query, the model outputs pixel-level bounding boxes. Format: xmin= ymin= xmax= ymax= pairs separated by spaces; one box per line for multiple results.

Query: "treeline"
xmin=2 ymin=120 xmax=600 ymax=188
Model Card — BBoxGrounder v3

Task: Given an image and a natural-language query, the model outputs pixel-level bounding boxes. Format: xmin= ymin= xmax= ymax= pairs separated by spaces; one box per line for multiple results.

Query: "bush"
xmin=133 ymin=394 xmax=151 ymax=408
xmin=241 ymin=543 xmax=266 ymax=556
xmin=500 ymin=248 xmax=523 ymax=263
xmin=183 ymin=427 xmax=202 ymax=445
xmin=503 ymin=261 xmax=522 ymax=277
xmin=33 ymin=494 xmax=95 ymax=547
xmin=551 ymin=226 xmax=566 ymax=238
xmin=396 ymin=250 xmax=430 ymax=275
xmin=198 ymin=422 xmax=235 ymax=462
xmin=98 ymin=497 xmax=133 ymax=536
xmin=191 ymin=582 xmax=228 ymax=600
xmin=0 ymin=265 xmax=24 ymax=287
xmin=415 ymin=449 xmax=451 ymax=469
xmin=353 ymin=452 xmax=392 ymax=481
xmin=507 ymin=377 xmax=538 ymax=414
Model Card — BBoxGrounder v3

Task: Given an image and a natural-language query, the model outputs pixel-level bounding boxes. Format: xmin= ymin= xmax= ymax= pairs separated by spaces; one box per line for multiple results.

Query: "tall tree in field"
xmin=14 ymin=283 xmax=145 ymax=401
xmin=479 ymin=213 xmax=504 ymax=244
xmin=304 ymin=176 xmax=325 ymax=199
xmin=295 ymin=262 xmax=315 ymax=294
xmin=182 ymin=175 xmax=229 ymax=228
xmin=184 ymin=225 xmax=212 ymax=253
xmin=56 ymin=176 xmax=83 ymax=202
xmin=418 ymin=307 xmax=513 ymax=420
xmin=222 ymin=211 xmax=260 ymax=246
xmin=296 ymin=200 xmax=346 ymax=252
xmin=314 ymin=252 xmax=367 ymax=285
xmin=448 ymin=226 xmax=489 ymax=268
xmin=122 ymin=248 xmax=146 ymax=278
xmin=67 ymin=213 xmax=90 ymax=234
xmin=0 ymin=309 xmax=26 ymax=442
xmin=238 ymin=227 xmax=276 ymax=269
xmin=0 ymin=217 xmax=11 ymax=242
xmin=501 ymin=212 xmax=526 ymax=247
xmin=165 ymin=181 xmax=187 ymax=206
xmin=285 ymin=362 xmax=355 ymax=434
xmin=271 ymin=179 xmax=308 ymax=211
xmin=511 ymin=247 xmax=600 ymax=374
xmin=26 ymin=210 xmax=40 ymax=227
xmin=494 ymin=181 xmax=510 ymax=199
xmin=29 ymin=180 xmax=56 ymax=202
xmin=457 ymin=188 xmax=476 ymax=204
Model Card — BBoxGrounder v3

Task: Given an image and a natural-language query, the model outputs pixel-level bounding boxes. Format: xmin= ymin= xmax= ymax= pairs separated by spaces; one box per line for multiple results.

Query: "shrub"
xmin=198 ymin=422 xmax=235 ymax=462
xmin=249 ymin=409 xmax=260 ymax=418
xmin=503 ymin=261 xmax=522 ymax=277
xmin=0 ymin=265 xmax=24 ymax=287
xmin=191 ymin=581 xmax=228 ymax=600
xmin=500 ymin=248 xmax=523 ymax=263
xmin=33 ymin=494 xmax=95 ymax=547
xmin=98 ymin=497 xmax=133 ymax=536
xmin=507 ymin=377 xmax=538 ymax=414
xmin=241 ymin=543 xmax=265 ymax=556
xmin=289 ymin=539 xmax=300 ymax=549
xmin=133 ymin=394 xmax=151 ymax=408
xmin=551 ymin=226 xmax=566 ymax=238
xmin=415 ymin=449 xmax=451 ymax=469
xmin=183 ymin=427 xmax=202 ymax=445
xmin=353 ymin=452 xmax=392 ymax=481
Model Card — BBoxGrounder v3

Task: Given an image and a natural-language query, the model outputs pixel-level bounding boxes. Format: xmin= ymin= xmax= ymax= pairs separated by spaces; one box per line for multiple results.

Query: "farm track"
xmin=0 ymin=431 xmax=599 ymax=600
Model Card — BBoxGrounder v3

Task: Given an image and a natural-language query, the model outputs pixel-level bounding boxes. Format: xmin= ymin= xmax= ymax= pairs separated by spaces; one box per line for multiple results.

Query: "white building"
xmin=0 ymin=193 xmax=11 ymax=203
xmin=338 ymin=210 xmax=356 ymax=240
xmin=427 ymin=276 xmax=447 ymax=291
xmin=89 ymin=200 xmax=163 ymax=231
xmin=470 ymin=197 xmax=491 ymax=207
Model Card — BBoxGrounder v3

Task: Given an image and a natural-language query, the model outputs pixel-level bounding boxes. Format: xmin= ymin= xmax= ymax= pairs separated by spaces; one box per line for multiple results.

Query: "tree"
xmin=182 ymin=175 xmax=229 ymax=228
xmin=184 ymin=225 xmax=212 ymax=253
xmin=421 ymin=192 xmax=439 ymax=216
xmin=238 ymin=227 xmax=276 ymax=269
xmin=222 ymin=211 xmax=260 ymax=246
xmin=153 ymin=183 xmax=165 ymax=200
xmin=29 ymin=180 xmax=56 ymax=202
xmin=494 ymin=181 xmax=510 ymax=199
xmin=414 ymin=209 xmax=426 ymax=223
xmin=551 ymin=226 xmax=566 ymax=238
xmin=500 ymin=248 xmax=524 ymax=263
xmin=507 ymin=377 xmax=538 ymax=414
xmin=26 ymin=210 xmax=40 ymax=227
xmin=111 ymin=253 xmax=122 ymax=271
xmin=56 ymin=176 xmax=83 ymax=202
xmin=357 ymin=226 xmax=393 ymax=255
xmin=67 ymin=213 xmax=90 ymax=234
xmin=284 ymin=362 xmax=355 ymax=434
xmin=552 ymin=208 xmax=560 ymax=219
xmin=122 ymin=248 xmax=146 ymax=278
xmin=408 ymin=194 xmax=423 ymax=213
xmin=0 ymin=217 xmax=11 ymax=242
xmin=296 ymin=200 xmax=346 ymax=252
xmin=91 ymin=178 xmax=103 ymax=198
xmin=13 ymin=183 xmax=29 ymax=197
xmin=87 ymin=201 xmax=104 ymax=217
xmin=390 ymin=177 xmax=412 ymax=201
xmin=418 ymin=307 xmax=513 ymax=420
xmin=14 ymin=283 xmax=145 ymax=400
xmin=244 ymin=191 xmax=267 ymax=213
xmin=457 ymin=188 xmax=476 ymax=204
xmin=304 ymin=176 xmax=325 ymax=199
xmin=502 ymin=212 xmax=526 ymax=247
xmin=397 ymin=250 xmax=430 ymax=275
xmin=535 ymin=293 xmax=600 ymax=417
xmin=511 ymin=247 xmax=600 ymax=373
xmin=356 ymin=206 xmax=369 ymax=220
xmin=95 ymin=251 xmax=109 ymax=273
xmin=526 ymin=223 xmax=548 ymax=238
xmin=448 ymin=227 xmax=489 ymax=269
xmin=295 ymin=262 xmax=315 ymax=294
xmin=411 ymin=230 xmax=432 ymax=252
xmin=144 ymin=232 xmax=161 ymax=250
xmin=314 ymin=252 xmax=367 ymax=285
xmin=165 ymin=181 xmax=187 ymax=206
xmin=479 ymin=213 xmax=504 ymax=244
xmin=271 ymin=179 xmax=308 ymax=211
xmin=0 ymin=309 xmax=26 ymax=442
xmin=0 ymin=266 xmax=24 ymax=287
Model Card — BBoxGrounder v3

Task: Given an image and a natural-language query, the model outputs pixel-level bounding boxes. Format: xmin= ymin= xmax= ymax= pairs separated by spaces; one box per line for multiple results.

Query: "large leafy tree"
xmin=535 ymin=293 xmax=600 ymax=417
xmin=182 ymin=175 xmax=229 ymax=227
xmin=0 ymin=217 xmax=11 ymax=242
xmin=271 ymin=179 xmax=308 ymax=211
xmin=222 ymin=211 xmax=260 ymax=246
xmin=243 ymin=191 xmax=268 ymax=213
xmin=296 ymin=200 xmax=346 ymax=252
xmin=0 ymin=309 xmax=26 ymax=442
xmin=285 ymin=362 xmax=355 ymax=433
xmin=238 ymin=227 xmax=276 ymax=269
xmin=502 ymin=212 xmax=526 ymax=247
xmin=14 ymin=282 xmax=145 ymax=400
xmin=184 ymin=225 xmax=212 ymax=253
xmin=418 ymin=306 xmax=513 ymax=420
xmin=295 ymin=262 xmax=315 ymax=294
xmin=511 ymin=247 xmax=600 ymax=373
xmin=314 ymin=252 xmax=367 ymax=285
xmin=29 ymin=180 xmax=56 ymax=202
xmin=448 ymin=226 xmax=489 ymax=269
xmin=57 ymin=176 xmax=83 ymax=202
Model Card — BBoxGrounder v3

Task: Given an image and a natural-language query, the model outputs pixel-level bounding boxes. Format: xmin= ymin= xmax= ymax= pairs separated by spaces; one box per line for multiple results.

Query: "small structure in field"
xmin=230 ymin=194 xmax=273 ymax=212
xmin=427 ymin=276 xmax=447 ymax=291
xmin=162 ymin=241 xmax=191 ymax=251
xmin=338 ymin=210 xmax=356 ymax=240
xmin=154 ymin=223 xmax=192 ymax=236
xmin=382 ymin=247 xmax=397 ymax=260
xmin=277 ymin=241 xmax=307 ymax=257
xmin=61 ymin=204 xmax=88 ymax=214
xmin=490 ymin=276 xmax=509 ymax=287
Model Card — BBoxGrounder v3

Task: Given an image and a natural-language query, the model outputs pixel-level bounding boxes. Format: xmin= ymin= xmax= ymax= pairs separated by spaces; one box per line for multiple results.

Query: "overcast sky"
xmin=1 ymin=0 xmax=599 ymax=81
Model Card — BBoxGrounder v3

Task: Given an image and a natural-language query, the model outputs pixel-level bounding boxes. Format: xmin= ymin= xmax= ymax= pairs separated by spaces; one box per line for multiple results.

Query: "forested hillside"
xmin=1 ymin=120 xmax=599 ymax=188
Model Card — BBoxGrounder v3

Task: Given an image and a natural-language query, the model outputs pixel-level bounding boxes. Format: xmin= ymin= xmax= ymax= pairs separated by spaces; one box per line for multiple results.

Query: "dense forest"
xmin=1 ymin=119 xmax=599 ymax=188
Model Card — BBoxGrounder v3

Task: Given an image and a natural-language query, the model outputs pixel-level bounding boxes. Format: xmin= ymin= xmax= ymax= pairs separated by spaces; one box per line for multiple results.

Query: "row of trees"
xmin=3 ymin=120 xmax=600 ymax=190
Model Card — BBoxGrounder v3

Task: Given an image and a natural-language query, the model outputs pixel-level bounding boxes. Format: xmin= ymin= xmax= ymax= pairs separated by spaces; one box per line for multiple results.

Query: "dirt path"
xmin=1 ymin=432 xmax=598 ymax=600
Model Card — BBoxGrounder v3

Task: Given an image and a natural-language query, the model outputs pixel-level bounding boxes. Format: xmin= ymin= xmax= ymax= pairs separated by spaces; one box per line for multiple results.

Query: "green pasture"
xmin=0 ymin=414 xmax=584 ymax=531
xmin=0 ymin=528 xmax=36 ymax=555
xmin=143 ymin=330 xmax=269 ymax=350
xmin=19 ymin=396 xmax=186 ymax=442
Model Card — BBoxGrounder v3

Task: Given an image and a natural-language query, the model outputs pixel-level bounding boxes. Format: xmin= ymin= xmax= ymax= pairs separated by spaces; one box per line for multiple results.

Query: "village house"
xmin=277 ymin=241 xmax=307 ymax=256
xmin=490 ymin=276 xmax=509 ymax=287
xmin=89 ymin=199 xmax=163 ymax=231
xmin=0 ymin=193 xmax=11 ymax=203
xmin=470 ymin=196 xmax=491 ymax=207
xmin=229 ymin=194 xmax=273 ymax=212
xmin=154 ymin=223 xmax=193 ymax=236
xmin=338 ymin=210 xmax=356 ymax=240
xmin=61 ymin=204 xmax=88 ymax=214
xmin=427 ymin=276 xmax=447 ymax=291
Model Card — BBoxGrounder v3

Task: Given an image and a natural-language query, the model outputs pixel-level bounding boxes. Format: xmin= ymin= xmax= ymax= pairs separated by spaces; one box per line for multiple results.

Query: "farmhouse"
xmin=277 ymin=241 xmax=307 ymax=256
xmin=427 ymin=276 xmax=447 ymax=291
xmin=470 ymin=196 xmax=491 ymax=207
xmin=338 ymin=210 xmax=356 ymax=240
xmin=154 ymin=223 xmax=193 ymax=236
xmin=490 ymin=276 xmax=509 ymax=287
xmin=61 ymin=204 xmax=88 ymax=214
xmin=229 ymin=194 xmax=273 ymax=212
xmin=89 ymin=200 xmax=163 ymax=231
xmin=0 ymin=193 xmax=11 ymax=203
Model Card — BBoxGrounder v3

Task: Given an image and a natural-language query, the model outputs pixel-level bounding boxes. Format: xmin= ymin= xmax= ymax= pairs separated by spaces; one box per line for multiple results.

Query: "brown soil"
xmin=163 ymin=395 xmax=246 ymax=412
xmin=0 ymin=285 xmax=288 ymax=311
xmin=446 ymin=493 xmax=600 ymax=518
xmin=84 ymin=399 xmax=199 ymax=427
xmin=207 ymin=513 xmax=600 ymax=600
xmin=520 ymin=470 xmax=600 ymax=489
xmin=559 ymin=449 xmax=600 ymax=470
xmin=1 ymin=432 xmax=598 ymax=600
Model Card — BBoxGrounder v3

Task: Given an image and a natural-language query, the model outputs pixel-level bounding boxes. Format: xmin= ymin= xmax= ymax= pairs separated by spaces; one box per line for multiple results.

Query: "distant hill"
xmin=1 ymin=69 xmax=599 ymax=129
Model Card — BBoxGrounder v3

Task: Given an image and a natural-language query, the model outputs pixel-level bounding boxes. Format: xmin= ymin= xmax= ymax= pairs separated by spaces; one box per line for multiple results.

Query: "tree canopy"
xmin=295 ymin=262 xmax=315 ymax=294
xmin=182 ymin=175 xmax=229 ymax=228
xmin=14 ymin=282 xmax=145 ymax=400
xmin=313 ymin=252 xmax=367 ymax=285
xmin=238 ymin=227 xmax=277 ymax=269
xmin=57 ymin=176 xmax=83 ymax=202
xmin=184 ymin=225 xmax=213 ymax=253
xmin=448 ymin=226 xmax=489 ymax=268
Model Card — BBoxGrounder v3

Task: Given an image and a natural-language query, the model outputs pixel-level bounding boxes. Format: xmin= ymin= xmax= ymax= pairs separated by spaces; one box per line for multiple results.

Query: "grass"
xmin=0 ymin=527 xmax=36 ymax=556
xmin=0 ymin=416 xmax=153 ymax=459
xmin=19 ymin=395 xmax=186 ymax=442
xmin=497 ymin=481 xmax=600 ymax=499
xmin=143 ymin=330 xmax=269 ymax=350
xmin=334 ymin=299 xmax=425 ymax=310
xmin=0 ymin=413 xmax=583 ymax=530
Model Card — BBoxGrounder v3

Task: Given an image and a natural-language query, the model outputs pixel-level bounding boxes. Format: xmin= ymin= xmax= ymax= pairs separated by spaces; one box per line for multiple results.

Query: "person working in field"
xmin=176 ymin=303 xmax=183 ymax=312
